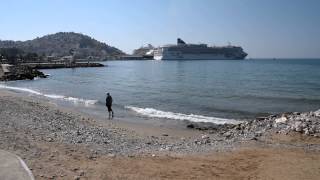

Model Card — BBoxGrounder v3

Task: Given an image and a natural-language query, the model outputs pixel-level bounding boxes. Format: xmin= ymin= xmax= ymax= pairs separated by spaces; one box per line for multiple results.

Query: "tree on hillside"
xmin=0 ymin=48 xmax=24 ymax=64
xmin=24 ymin=53 xmax=38 ymax=62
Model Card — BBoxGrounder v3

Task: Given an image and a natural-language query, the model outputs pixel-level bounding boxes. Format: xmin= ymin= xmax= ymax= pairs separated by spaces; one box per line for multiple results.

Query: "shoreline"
xmin=1 ymin=89 xmax=320 ymax=179
xmin=0 ymin=83 xmax=248 ymax=128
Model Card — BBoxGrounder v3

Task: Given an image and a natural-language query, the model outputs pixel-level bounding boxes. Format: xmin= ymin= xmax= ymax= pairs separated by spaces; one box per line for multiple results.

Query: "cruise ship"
xmin=153 ymin=38 xmax=247 ymax=60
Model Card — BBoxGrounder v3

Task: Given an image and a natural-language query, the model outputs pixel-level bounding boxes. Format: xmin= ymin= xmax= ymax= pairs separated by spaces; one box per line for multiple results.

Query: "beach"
xmin=1 ymin=89 xmax=320 ymax=180
xmin=1 ymin=0 xmax=320 ymax=179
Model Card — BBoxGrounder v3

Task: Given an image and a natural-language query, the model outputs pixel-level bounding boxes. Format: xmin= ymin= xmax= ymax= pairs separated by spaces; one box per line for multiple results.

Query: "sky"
xmin=0 ymin=0 xmax=320 ymax=58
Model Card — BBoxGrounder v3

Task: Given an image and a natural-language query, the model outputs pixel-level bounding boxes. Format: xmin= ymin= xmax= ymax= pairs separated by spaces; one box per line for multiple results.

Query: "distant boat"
xmin=153 ymin=38 xmax=248 ymax=60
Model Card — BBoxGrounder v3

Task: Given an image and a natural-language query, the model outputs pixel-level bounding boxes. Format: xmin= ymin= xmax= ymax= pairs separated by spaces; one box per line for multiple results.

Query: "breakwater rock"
xmin=188 ymin=110 xmax=320 ymax=140
xmin=0 ymin=64 xmax=47 ymax=81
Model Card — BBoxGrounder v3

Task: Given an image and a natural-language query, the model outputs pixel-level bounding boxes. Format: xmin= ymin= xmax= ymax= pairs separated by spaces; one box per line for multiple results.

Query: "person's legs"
xmin=107 ymin=106 xmax=112 ymax=119
xmin=111 ymin=107 xmax=114 ymax=118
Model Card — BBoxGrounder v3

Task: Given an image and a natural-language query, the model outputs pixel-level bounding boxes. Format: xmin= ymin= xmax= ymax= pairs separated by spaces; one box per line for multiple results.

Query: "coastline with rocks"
xmin=1 ymin=89 xmax=320 ymax=179
xmin=0 ymin=64 xmax=47 ymax=81
xmin=0 ymin=62 xmax=105 ymax=82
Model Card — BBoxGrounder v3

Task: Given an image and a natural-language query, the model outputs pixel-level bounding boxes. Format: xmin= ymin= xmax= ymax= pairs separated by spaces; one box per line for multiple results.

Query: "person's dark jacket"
xmin=106 ymin=96 xmax=113 ymax=106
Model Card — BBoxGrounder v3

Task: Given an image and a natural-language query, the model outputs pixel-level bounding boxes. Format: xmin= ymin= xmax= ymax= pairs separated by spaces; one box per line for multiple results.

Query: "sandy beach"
xmin=1 ymin=89 xmax=320 ymax=180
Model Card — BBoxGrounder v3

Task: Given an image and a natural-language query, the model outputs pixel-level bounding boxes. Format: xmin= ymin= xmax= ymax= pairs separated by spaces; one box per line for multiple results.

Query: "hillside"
xmin=0 ymin=32 xmax=125 ymax=60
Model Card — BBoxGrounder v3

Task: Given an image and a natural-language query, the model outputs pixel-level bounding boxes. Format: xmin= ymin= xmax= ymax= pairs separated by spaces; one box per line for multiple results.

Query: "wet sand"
xmin=1 ymin=89 xmax=320 ymax=179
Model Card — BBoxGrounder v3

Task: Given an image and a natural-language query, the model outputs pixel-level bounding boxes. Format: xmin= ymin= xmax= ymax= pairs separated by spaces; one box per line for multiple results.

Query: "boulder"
xmin=294 ymin=121 xmax=303 ymax=132
xmin=275 ymin=116 xmax=287 ymax=124
xmin=0 ymin=64 xmax=47 ymax=81
xmin=186 ymin=124 xmax=195 ymax=129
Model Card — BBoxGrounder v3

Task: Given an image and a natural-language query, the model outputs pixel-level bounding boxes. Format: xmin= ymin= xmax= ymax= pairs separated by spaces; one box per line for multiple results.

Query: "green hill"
xmin=0 ymin=32 xmax=125 ymax=60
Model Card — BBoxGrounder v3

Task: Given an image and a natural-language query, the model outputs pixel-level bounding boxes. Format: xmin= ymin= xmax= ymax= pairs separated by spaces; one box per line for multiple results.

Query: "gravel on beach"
xmin=1 ymin=90 xmax=320 ymax=179
xmin=0 ymin=93 xmax=236 ymax=157
xmin=1 ymin=90 xmax=320 ymax=158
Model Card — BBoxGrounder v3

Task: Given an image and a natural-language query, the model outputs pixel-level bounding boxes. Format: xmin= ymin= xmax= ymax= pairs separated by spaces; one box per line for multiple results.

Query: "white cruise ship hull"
xmin=154 ymin=54 xmax=243 ymax=60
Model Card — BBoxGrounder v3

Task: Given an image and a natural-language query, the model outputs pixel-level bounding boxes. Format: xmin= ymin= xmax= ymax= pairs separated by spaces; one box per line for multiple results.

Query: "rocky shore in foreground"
xmin=0 ymin=90 xmax=319 ymax=179
xmin=1 ymin=91 xmax=319 ymax=158
xmin=187 ymin=110 xmax=320 ymax=142
xmin=0 ymin=94 xmax=236 ymax=156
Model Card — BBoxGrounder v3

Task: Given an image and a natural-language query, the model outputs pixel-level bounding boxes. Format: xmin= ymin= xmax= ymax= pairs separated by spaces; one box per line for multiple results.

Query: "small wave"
xmin=0 ymin=84 xmax=98 ymax=105
xmin=0 ymin=85 xmax=42 ymax=95
xmin=125 ymin=106 xmax=242 ymax=124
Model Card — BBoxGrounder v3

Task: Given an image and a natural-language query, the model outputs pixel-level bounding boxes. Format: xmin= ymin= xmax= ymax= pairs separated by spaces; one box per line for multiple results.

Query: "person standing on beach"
xmin=106 ymin=93 xmax=114 ymax=119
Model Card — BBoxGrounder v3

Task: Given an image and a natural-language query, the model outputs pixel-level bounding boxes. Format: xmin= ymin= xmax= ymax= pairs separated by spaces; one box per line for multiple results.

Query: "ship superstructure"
xmin=153 ymin=39 xmax=247 ymax=60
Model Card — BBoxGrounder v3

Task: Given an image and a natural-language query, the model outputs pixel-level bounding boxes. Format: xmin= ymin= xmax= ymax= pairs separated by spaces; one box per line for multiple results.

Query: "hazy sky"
xmin=1 ymin=0 xmax=320 ymax=58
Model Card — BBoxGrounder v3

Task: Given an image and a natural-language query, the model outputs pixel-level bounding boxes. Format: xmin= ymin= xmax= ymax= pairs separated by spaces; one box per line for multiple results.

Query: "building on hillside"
xmin=60 ymin=56 xmax=76 ymax=64
xmin=45 ymin=56 xmax=57 ymax=62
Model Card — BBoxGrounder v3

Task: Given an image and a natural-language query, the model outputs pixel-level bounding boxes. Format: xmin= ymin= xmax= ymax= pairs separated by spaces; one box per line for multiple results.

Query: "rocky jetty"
xmin=188 ymin=110 xmax=320 ymax=141
xmin=24 ymin=62 xmax=104 ymax=69
xmin=0 ymin=64 xmax=47 ymax=81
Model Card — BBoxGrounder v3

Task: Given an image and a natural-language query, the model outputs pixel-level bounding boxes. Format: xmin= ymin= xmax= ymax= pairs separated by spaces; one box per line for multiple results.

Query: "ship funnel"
xmin=177 ymin=38 xmax=186 ymax=45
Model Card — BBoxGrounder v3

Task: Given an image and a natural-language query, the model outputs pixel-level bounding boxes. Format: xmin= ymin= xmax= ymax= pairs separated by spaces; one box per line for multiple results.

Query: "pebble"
xmin=223 ymin=132 xmax=232 ymax=138
xmin=107 ymin=153 xmax=115 ymax=158
xmin=47 ymin=137 xmax=54 ymax=142
xmin=72 ymin=168 xmax=79 ymax=172
xmin=79 ymin=170 xmax=85 ymax=176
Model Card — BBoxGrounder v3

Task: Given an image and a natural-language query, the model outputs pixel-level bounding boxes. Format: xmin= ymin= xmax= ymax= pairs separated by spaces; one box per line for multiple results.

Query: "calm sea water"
xmin=1 ymin=59 xmax=320 ymax=124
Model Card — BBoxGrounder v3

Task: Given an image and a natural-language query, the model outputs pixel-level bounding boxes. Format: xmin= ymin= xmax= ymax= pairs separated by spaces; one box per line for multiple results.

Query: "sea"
xmin=1 ymin=59 xmax=320 ymax=126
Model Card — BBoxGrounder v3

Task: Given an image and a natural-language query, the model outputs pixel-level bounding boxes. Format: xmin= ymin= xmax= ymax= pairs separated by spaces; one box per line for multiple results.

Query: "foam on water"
xmin=0 ymin=84 xmax=98 ymax=105
xmin=125 ymin=106 xmax=242 ymax=124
